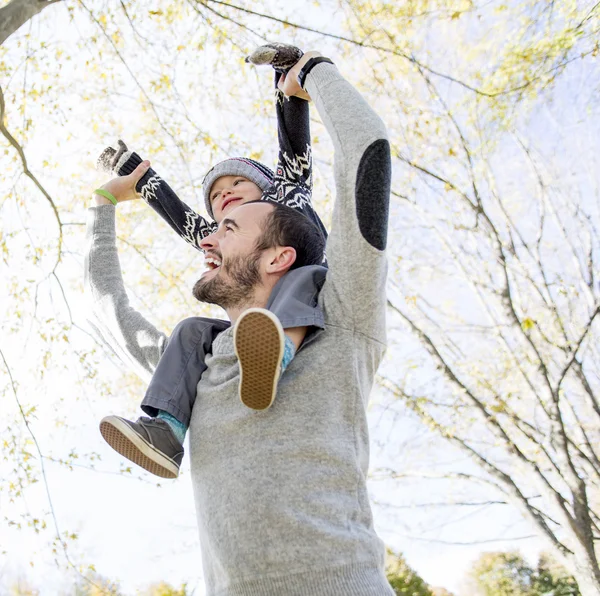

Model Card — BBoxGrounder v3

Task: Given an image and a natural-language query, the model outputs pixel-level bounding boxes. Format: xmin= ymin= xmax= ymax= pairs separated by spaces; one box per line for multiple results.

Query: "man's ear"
xmin=266 ymin=246 xmax=297 ymax=274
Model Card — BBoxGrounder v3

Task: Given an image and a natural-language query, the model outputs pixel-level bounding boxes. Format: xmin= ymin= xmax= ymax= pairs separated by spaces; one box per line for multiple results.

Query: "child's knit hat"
xmin=203 ymin=157 xmax=274 ymax=220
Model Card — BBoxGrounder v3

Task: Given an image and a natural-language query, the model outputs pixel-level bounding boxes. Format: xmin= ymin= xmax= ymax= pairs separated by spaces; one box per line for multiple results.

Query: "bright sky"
xmin=1 ymin=1 xmax=598 ymax=594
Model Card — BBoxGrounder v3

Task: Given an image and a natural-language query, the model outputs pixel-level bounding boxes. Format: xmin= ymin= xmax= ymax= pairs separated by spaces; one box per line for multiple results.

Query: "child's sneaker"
xmin=234 ymin=308 xmax=285 ymax=410
xmin=99 ymin=415 xmax=184 ymax=479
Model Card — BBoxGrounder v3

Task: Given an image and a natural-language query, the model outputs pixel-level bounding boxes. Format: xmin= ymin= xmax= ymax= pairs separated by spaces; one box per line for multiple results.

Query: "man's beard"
xmin=192 ymin=250 xmax=262 ymax=309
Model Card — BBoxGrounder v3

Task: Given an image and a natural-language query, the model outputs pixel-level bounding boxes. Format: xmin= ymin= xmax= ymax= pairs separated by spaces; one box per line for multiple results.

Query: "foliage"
xmin=70 ymin=572 xmax=121 ymax=596
xmin=469 ymin=551 xmax=580 ymax=596
xmin=535 ymin=553 xmax=581 ymax=596
xmin=386 ymin=549 xmax=434 ymax=596
xmin=4 ymin=575 xmax=190 ymax=595
xmin=140 ymin=582 xmax=190 ymax=596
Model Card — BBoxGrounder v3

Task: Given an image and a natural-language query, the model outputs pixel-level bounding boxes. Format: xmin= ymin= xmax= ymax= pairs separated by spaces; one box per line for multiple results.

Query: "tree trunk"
xmin=569 ymin=549 xmax=600 ymax=596
xmin=0 ymin=0 xmax=60 ymax=47
xmin=573 ymin=571 xmax=600 ymax=596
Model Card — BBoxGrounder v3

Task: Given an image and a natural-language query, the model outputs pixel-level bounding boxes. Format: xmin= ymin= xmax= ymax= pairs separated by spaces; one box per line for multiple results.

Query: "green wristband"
xmin=94 ymin=189 xmax=118 ymax=205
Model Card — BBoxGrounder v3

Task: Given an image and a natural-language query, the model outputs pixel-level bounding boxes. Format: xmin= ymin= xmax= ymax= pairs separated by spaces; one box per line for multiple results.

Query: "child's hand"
xmin=277 ymin=51 xmax=322 ymax=100
xmin=93 ymin=161 xmax=150 ymax=206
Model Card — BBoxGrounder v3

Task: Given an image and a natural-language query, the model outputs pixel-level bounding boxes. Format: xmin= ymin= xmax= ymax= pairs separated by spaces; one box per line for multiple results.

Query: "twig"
xmin=0 ymin=84 xmax=63 ymax=271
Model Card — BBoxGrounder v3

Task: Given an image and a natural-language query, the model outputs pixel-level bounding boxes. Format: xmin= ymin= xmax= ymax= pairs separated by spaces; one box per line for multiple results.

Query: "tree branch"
xmin=196 ymin=0 xmax=501 ymax=97
xmin=0 ymin=84 xmax=63 ymax=271
xmin=556 ymin=305 xmax=600 ymax=392
xmin=0 ymin=0 xmax=61 ymax=46
xmin=0 ymin=347 xmax=101 ymax=591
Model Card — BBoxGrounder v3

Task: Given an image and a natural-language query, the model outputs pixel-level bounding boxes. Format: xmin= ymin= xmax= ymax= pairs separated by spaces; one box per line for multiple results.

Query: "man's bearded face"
xmin=192 ymin=249 xmax=262 ymax=308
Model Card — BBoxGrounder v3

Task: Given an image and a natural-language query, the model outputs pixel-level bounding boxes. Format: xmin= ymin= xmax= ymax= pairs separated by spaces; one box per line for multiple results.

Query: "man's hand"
xmin=277 ymin=51 xmax=322 ymax=101
xmin=92 ymin=160 xmax=151 ymax=206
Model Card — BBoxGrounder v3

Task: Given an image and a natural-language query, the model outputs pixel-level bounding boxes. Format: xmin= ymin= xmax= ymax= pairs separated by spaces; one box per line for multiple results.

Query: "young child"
xmin=95 ymin=44 xmax=333 ymax=479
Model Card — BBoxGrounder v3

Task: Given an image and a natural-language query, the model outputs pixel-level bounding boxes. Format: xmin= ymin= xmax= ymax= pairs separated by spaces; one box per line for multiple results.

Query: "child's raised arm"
xmin=248 ymin=43 xmax=328 ymax=242
xmin=97 ymin=141 xmax=216 ymax=251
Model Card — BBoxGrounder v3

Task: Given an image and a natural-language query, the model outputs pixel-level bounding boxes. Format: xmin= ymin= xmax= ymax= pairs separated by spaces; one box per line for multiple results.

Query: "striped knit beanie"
xmin=203 ymin=157 xmax=274 ymax=220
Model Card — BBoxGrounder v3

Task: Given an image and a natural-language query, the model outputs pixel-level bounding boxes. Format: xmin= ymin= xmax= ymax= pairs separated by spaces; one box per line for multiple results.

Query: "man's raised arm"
xmin=283 ymin=54 xmax=391 ymax=344
xmin=85 ymin=163 xmax=168 ymax=383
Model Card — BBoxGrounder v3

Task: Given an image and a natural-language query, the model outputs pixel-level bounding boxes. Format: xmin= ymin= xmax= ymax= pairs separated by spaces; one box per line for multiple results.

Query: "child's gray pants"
xmin=141 ymin=265 xmax=327 ymax=426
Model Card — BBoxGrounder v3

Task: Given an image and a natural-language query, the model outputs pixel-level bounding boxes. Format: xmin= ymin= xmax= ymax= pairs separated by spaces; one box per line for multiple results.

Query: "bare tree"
xmin=380 ymin=57 xmax=600 ymax=595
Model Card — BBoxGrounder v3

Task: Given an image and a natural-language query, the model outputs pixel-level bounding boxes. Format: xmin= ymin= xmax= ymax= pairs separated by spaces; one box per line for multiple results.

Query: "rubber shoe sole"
xmin=99 ymin=417 xmax=180 ymax=479
xmin=234 ymin=308 xmax=284 ymax=410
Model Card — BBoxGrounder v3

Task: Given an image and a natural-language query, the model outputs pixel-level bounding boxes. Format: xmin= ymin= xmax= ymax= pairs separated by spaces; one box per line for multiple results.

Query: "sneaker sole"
xmin=99 ymin=417 xmax=179 ymax=479
xmin=234 ymin=309 xmax=284 ymax=410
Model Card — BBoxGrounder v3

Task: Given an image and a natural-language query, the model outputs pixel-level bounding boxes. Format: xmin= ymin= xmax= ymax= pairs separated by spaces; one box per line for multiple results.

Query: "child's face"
xmin=210 ymin=175 xmax=263 ymax=222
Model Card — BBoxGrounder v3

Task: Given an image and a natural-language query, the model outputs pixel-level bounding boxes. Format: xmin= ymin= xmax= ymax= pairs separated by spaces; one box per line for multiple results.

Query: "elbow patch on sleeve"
xmin=355 ymin=139 xmax=391 ymax=250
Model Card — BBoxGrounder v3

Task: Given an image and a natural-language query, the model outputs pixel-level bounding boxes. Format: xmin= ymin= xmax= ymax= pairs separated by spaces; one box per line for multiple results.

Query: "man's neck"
xmin=225 ymin=283 xmax=274 ymax=324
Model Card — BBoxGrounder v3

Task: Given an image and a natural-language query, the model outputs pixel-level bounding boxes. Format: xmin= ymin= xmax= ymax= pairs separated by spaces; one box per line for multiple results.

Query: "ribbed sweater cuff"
xmin=117 ymin=151 xmax=143 ymax=176
xmin=303 ymin=62 xmax=342 ymax=96
xmin=87 ymin=204 xmax=116 ymax=236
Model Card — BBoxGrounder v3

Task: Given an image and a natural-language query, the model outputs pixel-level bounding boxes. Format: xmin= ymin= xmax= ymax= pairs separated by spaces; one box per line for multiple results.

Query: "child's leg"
xmin=283 ymin=326 xmax=308 ymax=352
xmin=99 ymin=316 xmax=230 ymax=478
xmin=234 ymin=265 xmax=327 ymax=410
xmin=141 ymin=316 xmax=229 ymax=429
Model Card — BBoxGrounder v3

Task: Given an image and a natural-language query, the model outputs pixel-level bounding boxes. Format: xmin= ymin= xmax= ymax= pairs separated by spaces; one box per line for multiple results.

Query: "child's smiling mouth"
xmin=222 ymin=197 xmax=242 ymax=210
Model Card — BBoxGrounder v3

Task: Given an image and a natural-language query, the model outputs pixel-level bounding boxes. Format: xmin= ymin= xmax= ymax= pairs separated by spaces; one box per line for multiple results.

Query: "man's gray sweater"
xmin=85 ymin=62 xmax=393 ymax=596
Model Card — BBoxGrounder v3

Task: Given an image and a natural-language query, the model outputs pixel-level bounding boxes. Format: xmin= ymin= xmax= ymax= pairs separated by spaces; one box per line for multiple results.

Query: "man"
xmin=85 ymin=49 xmax=393 ymax=596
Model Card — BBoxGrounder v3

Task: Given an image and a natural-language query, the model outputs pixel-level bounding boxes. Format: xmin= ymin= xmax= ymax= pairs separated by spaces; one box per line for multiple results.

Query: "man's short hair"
xmin=254 ymin=202 xmax=325 ymax=269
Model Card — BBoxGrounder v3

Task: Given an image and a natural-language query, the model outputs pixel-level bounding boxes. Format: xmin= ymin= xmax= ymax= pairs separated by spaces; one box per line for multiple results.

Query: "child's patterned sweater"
xmin=108 ymin=79 xmax=328 ymax=248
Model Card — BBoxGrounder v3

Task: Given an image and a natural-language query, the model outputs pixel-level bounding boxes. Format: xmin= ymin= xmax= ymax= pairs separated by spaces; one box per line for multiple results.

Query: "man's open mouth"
xmin=204 ymin=256 xmax=222 ymax=273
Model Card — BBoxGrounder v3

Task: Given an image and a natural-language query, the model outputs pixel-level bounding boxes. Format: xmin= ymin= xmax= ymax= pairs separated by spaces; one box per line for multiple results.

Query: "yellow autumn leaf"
xmin=522 ymin=318 xmax=535 ymax=331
